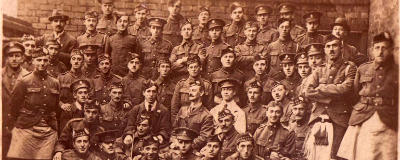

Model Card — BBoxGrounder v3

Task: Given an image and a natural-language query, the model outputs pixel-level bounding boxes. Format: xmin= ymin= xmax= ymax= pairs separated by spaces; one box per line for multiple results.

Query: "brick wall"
xmin=17 ymin=0 xmax=370 ymax=51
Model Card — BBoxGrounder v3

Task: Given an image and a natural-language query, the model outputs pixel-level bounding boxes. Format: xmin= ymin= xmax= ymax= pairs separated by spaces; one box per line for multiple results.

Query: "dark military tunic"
xmin=218 ymin=129 xmax=240 ymax=160
xmin=121 ymin=72 xmax=146 ymax=106
xmin=100 ymin=101 xmax=130 ymax=136
xmin=82 ymin=64 xmax=99 ymax=79
xmin=256 ymin=26 xmax=279 ymax=46
xmin=140 ymin=37 xmax=173 ymax=79
xmin=192 ymin=24 xmax=211 ymax=47
xmin=58 ymin=70 xmax=92 ymax=104
xmin=163 ymin=14 xmax=184 ymax=47
xmin=295 ymin=32 xmax=325 ymax=50
xmin=59 ymin=102 xmax=85 ymax=132
xmin=62 ymin=149 xmax=92 ymax=160
xmin=280 ymin=73 xmax=302 ymax=99
xmin=128 ymin=21 xmax=151 ymax=41
xmin=203 ymin=39 xmax=230 ymax=78
xmin=266 ymin=38 xmax=297 ymax=77
xmin=243 ymin=103 xmax=268 ymax=135
xmin=223 ymin=21 xmax=246 ymax=47
xmin=76 ymin=31 xmax=106 ymax=53
xmin=244 ymin=75 xmax=275 ymax=105
xmin=290 ymin=25 xmax=306 ymax=40
xmin=47 ymin=58 xmax=68 ymax=77
xmin=97 ymin=14 xmax=117 ymax=36
xmin=169 ymin=40 xmax=204 ymax=82
xmin=93 ymin=72 xmax=122 ymax=105
xmin=88 ymin=151 xmax=128 ymax=160
xmin=235 ymin=40 xmax=268 ymax=79
xmin=153 ymin=77 xmax=176 ymax=110
xmin=226 ymin=152 xmax=265 ymax=160
xmin=288 ymin=118 xmax=310 ymax=160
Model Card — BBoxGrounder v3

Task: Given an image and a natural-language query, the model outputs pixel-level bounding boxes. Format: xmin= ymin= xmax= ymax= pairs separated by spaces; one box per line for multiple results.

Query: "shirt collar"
xmin=54 ymin=31 xmax=65 ymax=39
xmin=5 ymin=66 xmax=22 ymax=77
xmin=74 ymin=101 xmax=84 ymax=111
xmin=144 ymin=101 xmax=157 ymax=111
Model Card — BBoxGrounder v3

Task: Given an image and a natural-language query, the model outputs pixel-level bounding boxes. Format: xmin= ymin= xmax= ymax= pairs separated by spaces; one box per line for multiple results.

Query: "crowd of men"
xmin=2 ymin=0 xmax=398 ymax=160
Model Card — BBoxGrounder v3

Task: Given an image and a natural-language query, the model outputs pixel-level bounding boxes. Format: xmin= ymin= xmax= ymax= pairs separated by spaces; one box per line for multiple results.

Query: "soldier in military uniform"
xmin=91 ymin=130 xmax=129 ymax=160
xmin=279 ymin=53 xmax=302 ymax=99
xmin=94 ymin=54 xmax=122 ymax=105
xmin=213 ymin=108 xmax=241 ymax=159
xmin=242 ymin=81 xmax=268 ymax=135
xmin=266 ymin=18 xmax=298 ymax=79
xmin=171 ymin=55 xmax=213 ymax=121
xmin=128 ymin=3 xmax=151 ymax=40
xmin=295 ymin=11 xmax=325 ymax=50
xmin=140 ymin=17 xmax=173 ymax=79
xmin=172 ymin=127 xmax=201 ymax=159
xmin=163 ymin=0 xmax=184 ymax=47
xmin=54 ymin=100 xmax=105 ymax=160
xmin=170 ymin=20 xmax=205 ymax=83
xmin=152 ymin=59 xmax=176 ymax=110
xmin=44 ymin=39 xmax=68 ymax=77
xmin=121 ymin=53 xmax=147 ymax=106
xmin=61 ymin=129 xmax=93 ymax=160
xmin=338 ymin=32 xmax=398 ymax=160
xmin=278 ymin=3 xmax=306 ymax=40
xmin=131 ymin=135 xmax=160 ymax=160
xmin=192 ymin=6 xmax=211 ymax=47
xmin=287 ymin=98 xmax=310 ymax=160
xmin=97 ymin=0 xmax=117 ymax=36
xmin=203 ymin=18 xmax=229 ymax=78
xmin=226 ymin=133 xmax=264 ymax=160
xmin=59 ymin=79 xmax=91 ymax=132
xmin=267 ymin=82 xmax=292 ymax=127
xmin=77 ymin=11 xmax=105 ymax=53
xmin=235 ymin=21 xmax=268 ymax=79
xmin=304 ymin=35 xmax=357 ymax=160
xmin=80 ymin=43 xmax=101 ymax=78
xmin=1 ymin=42 xmax=30 ymax=159
xmin=7 ymin=50 xmax=60 ymax=160
xmin=294 ymin=51 xmax=311 ymax=98
xmin=255 ymin=5 xmax=278 ymax=46
xmin=174 ymin=80 xmax=214 ymax=151
xmin=253 ymin=103 xmax=295 ymax=160
xmin=307 ymin=43 xmax=325 ymax=71
xmin=21 ymin=34 xmax=37 ymax=71
xmin=223 ymin=2 xmax=246 ymax=47
xmin=197 ymin=134 xmax=221 ymax=160
xmin=105 ymin=11 xmax=139 ymax=77
xmin=36 ymin=9 xmax=78 ymax=68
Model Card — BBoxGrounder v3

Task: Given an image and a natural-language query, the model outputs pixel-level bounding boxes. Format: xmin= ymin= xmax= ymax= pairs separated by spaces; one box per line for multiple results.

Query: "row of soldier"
xmin=2 ymin=0 xmax=398 ymax=160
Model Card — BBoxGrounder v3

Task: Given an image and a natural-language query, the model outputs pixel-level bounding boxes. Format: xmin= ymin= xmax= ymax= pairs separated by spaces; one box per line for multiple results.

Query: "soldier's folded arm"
xmin=317 ymin=64 xmax=357 ymax=95
xmin=171 ymin=83 xmax=182 ymax=121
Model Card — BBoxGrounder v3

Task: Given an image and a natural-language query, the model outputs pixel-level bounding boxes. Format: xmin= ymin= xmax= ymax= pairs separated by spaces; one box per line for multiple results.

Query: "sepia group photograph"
xmin=0 ymin=0 xmax=399 ymax=159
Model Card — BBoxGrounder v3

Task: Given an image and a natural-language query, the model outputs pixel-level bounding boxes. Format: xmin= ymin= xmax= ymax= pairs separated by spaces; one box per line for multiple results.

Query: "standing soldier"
xmin=7 ymin=50 xmax=60 ymax=160
xmin=193 ymin=6 xmax=211 ymax=47
xmin=80 ymin=43 xmax=101 ymax=78
xmin=128 ymin=3 xmax=151 ymax=40
xmin=152 ymin=59 xmax=176 ymax=110
xmin=140 ymin=17 xmax=173 ymax=79
xmin=105 ymin=12 xmax=139 ymax=77
xmin=295 ymin=11 xmax=325 ymax=50
xmin=45 ymin=39 xmax=68 ymax=77
xmin=278 ymin=3 xmax=306 ymax=40
xmin=203 ymin=18 xmax=229 ymax=78
xmin=226 ymin=133 xmax=264 ymax=160
xmin=242 ymin=81 xmax=268 ymax=135
xmin=296 ymin=43 xmax=321 ymax=98
xmin=255 ymin=5 xmax=278 ymax=46
xmin=61 ymin=129 xmax=93 ymax=160
xmin=97 ymin=0 xmax=116 ymax=36
xmin=121 ymin=53 xmax=147 ymax=106
xmin=304 ymin=35 xmax=356 ymax=160
xmin=279 ymin=53 xmax=302 ymax=99
xmin=287 ymin=98 xmax=310 ymax=160
xmin=77 ymin=11 xmax=105 ymax=53
xmin=2 ymin=42 xmax=30 ymax=159
xmin=338 ymin=32 xmax=398 ymax=160
xmin=36 ymin=9 xmax=78 ymax=68
xmin=223 ymin=2 xmax=246 ymax=47
xmin=163 ymin=0 xmax=184 ymax=47
xmin=21 ymin=34 xmax=36 ymax=71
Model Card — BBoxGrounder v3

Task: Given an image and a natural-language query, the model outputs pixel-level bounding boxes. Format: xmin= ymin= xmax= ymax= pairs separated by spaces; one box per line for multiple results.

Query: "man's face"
xmin=46 ymin=44 xmax=60 ymax=60
xmin=278 ymin=21 xmax=291 ymax=38
xmin=74 ymin=88 xmax=89 ymax=104
xmin=101 ymin=3 xmax=114 ymax=15
xmin=100 ymin=141 xmax=115 ymax=154
xmin=325 ymin=40 xmax=341 ymax=61
xmin=140 ymin=144 xmax=159 ymax=160
xmin=244 ymin=27 xmax=258 ymax=41
xmin=84 ymin=17 xmax=98 ymax=31
xmin=253 ymin=60 xmax=267 ymax=75
xmin=332 ymin=26 xmax=346 ymax=39
xmin=84 ymin=53 xmax=97 ymax=65
xmin=205 ymin=142 xmax=220 ymax=158
xmin=143 ymin=86 xmax=157 ymax=103
xmin=84 ymin=108 xmax=99 ymax=123
xmin=73 ymin=136 xmax=90 ymax=154
xmin=292 ymin=104 xmax=306 ymax=121
xmin=127 ymin=58 xmax=141 ymax=73
xmin=221 ymin=53 xmax=235 ymax=67
xmin=271 ymin=85 xmax=286 ymax=102
xmin=158 ymin=63 xmax=171 ymax=77
xmin=22 ymin=40 xmax=36 ymax=56
xmin=198 ymin=11 xmax=210 ymax=24
xmin=32 ymin=55 xmax=50 ymax=71
xmin=280 ymin=11 xmax=294 ymax=20
xmin=6 ymin=52 xmax=24 ymax=69
xmin=117 ymin=16 xmax=129 ymax=31
xmin=209 ymin=27 xmax=222 ymax=41
xmin=306 ymin=21 xmax=319 ymax=33
xmin=230 ymin=7 xmax=244 ymax=22
xmin=256 ymin=14 xmax=268 ymax=26
xmin=135 ymin=9 xmax=148 ymax=24
xmin=282 ymin=63 xmax=295 ymax=77
xmin=266 ymin=106 xmax=282 ymax=123
xmin=218 ymin=115 xmax=234 ymax=133
xmin=51 ymin=19 xmax=66 ymax=33
xmin=109 ymin=88 xmax=123 ymax=103
xmin=297 ymin=63 xmax=311 ymax=78
xmin=247 ymin=87 xmax=261 ymax=104
xmin=168 ymin=1 xmax=181 ymax=16
xmin=372 ymin=41 xmax=392 ymax=64
xmin=237 ymin=141 xmax=253 ymax=159
xmin=70 ymin=55 xmax=84 ymax=70
xmin=187 ymin=62 xmax=200 ymax=77
xmin=189 ymin=85 xmax=203 ymax=101
xmin=137 ymin=119 xmax=151 ymax=136
xmin=308 ymin=55 xmax=323 ymax=70
xmin=221 ymin=87 xmax=236 ymax=101
xmin=177 ymin=139 xmax=192 ymax=154
xmin=98 ymin=59 xmax=111 ymax=74
xmin=181 ymin=23 xmax=193 ymax=40
xmin=150 ymin=25 xmax=163 ymax=38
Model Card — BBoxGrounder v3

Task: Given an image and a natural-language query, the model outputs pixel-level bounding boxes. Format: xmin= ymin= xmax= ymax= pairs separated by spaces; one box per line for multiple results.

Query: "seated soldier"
xmin=91 ymin=130 xmax=128 ymax=160
xmin=152 ymin=58 xmax=176 ymax=110
xmin=226 ymin=133 xmax=264 ymax=160
xmin=253 ymin=103 xmax=295 ymax=160
xmin=132 ymin=138 xmax=160 ymax=160
xmin=121 ymin=52 xmax=146 ymax=106
xmin=198 ymin=134 xmax=222 ymax=160
xmin=243 ymin=81 xmax=268 ymax=135
xmin=173 ymin=80 xmax=214 ymax=151
xmin=279 ymin=53 xmax=301 ymax=99
xmin=215 ymin=108 xmax=240 ymax=160
xmin=210 ymin=78 xmax=246 ymax=134
xmin=287 ymin=97 xmax=310 ymax=160
xmin=267 ymin=82 xmax=292 ymax=127
xmin=62 ymin=129 xmax=93 ymax=160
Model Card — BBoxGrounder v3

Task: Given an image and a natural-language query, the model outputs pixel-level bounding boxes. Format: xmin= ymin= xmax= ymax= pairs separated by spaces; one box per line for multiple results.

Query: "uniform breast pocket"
xmin=359 ymin=76 xmax=373 ymax=84
xmin=26 ymin=87 xmax=41 ymax=101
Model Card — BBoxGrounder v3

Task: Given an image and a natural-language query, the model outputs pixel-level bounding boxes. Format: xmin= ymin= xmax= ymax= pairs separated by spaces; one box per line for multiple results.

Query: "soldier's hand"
xmin=124 ymin=135 xmax=133 ymax=144
xmin=270 ymin=151 xmax=280 ymax=160
xmin=132 ymin=155 xmax=142 ymax=160
xmin=154 ymin=135 xmax=164 ymax=144
xmin=123 ymin=103 xmax=131 ymax=109
xmin=61 ymin=103 xmax=72 ymax=112
xmin=53 ymin=152 xmax=62 ymax=160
